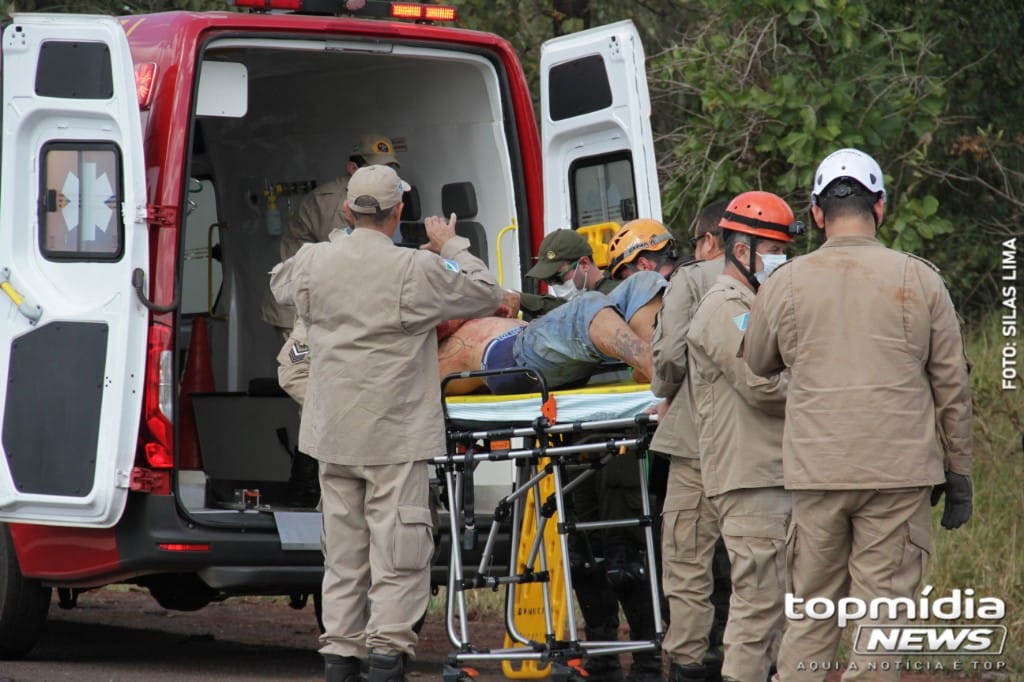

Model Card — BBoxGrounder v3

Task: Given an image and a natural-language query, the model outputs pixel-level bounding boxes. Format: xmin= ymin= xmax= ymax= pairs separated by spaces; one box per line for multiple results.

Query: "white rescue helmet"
xmin=811 ymin=148 xmax=886 ymax=205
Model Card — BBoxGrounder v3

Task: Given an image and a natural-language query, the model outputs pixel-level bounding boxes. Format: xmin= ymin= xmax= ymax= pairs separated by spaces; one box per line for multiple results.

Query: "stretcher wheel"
xmin=550 ymin=662 xmax=586 ymax=682
xmin=441 ymin=663 xmax=479 ymax=682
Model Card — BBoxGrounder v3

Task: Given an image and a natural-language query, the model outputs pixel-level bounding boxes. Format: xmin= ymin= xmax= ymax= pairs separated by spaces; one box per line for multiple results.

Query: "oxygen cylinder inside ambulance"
xmin=174 ymin=35 xmax=525 ymax=519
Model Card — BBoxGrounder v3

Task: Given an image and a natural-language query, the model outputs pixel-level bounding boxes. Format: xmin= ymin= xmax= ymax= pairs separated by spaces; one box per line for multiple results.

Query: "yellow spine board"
xmin=501 ymin=456 xmax=567 ymax=679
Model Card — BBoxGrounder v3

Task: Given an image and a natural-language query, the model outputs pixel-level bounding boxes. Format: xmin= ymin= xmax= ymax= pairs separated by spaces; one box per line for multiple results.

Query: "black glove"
xmin=930 ymin=472 xmax=973 ymax=530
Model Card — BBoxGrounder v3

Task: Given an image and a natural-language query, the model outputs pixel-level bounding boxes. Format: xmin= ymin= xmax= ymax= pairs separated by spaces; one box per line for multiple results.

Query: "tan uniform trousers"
xmin=776 ymin=487 xmax=932 ymax=682
xmin=710 ymin=486 xmax=790 ymax=682
xmin=318 ymin=460 xmax=434 ymax=659
xmin=661 ymin=456 xmax=721 ymax=664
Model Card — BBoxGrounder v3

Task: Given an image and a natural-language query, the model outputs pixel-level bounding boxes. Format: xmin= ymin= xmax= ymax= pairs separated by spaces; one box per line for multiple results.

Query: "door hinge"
xmin=128 ymin=467 xmax=161 ymax=492
xmin=147 ymin=204 xmax=179 ymax=226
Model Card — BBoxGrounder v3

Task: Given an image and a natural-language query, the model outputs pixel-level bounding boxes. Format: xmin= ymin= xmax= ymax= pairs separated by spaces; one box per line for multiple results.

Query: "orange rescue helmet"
xmin=607 ymin=219 xmax=676 ymax=277
xmin=718 ymin=191 xmax=803 ymax=242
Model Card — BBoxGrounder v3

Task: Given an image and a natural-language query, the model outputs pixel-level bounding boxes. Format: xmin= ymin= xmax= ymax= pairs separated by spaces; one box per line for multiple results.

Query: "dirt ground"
xmin=19 ymin=586 xmax=1009 ymax=682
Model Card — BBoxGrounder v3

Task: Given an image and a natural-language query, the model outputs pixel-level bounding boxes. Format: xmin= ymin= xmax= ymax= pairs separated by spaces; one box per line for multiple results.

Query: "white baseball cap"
xmin=347 ymin=164 xmax=411 ymax=214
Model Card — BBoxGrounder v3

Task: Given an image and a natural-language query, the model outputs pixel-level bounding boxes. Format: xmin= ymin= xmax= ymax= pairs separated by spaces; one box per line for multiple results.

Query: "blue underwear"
xmin=480 ymin=326 xmax=537 ymax=394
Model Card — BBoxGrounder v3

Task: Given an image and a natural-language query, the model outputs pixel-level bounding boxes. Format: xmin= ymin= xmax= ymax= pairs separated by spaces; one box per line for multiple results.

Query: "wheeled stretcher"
xmin=432 ymin=368 xmax=664 ymax=681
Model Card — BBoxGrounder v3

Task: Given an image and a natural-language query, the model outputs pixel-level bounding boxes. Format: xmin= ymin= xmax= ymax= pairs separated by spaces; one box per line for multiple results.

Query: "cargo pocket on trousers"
xmin=662 ymin=490 xmax=702 ymax=562
xmin=899 ymin=517 xmax=933 ymax=594
xmin=721 ymin=514 xmax=788 ymax=599
xmin=393 ymin=505 xmax=434 ymax=571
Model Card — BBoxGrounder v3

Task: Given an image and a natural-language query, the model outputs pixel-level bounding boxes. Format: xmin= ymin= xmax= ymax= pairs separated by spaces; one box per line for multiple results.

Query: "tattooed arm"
xmin=588 ymin=308 xmax=654 ymax=383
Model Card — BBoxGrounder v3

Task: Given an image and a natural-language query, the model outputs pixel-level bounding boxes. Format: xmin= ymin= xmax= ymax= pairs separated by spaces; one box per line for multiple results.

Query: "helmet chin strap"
xmin=726 ymin=240 xmax=762 ymax=292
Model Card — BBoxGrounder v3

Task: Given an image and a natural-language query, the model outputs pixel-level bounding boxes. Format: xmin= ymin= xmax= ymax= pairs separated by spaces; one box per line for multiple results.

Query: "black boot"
xmin=668 ymin=663 xmax=706 ymax=682
xmin=574 ymin=564 xmax=623 ymax=682
xmin=701 ymin=646 xmax=723 ymax=682
xmin=286 ymin=450 xmax=320 ymax=507
xmin=584 ymin=648 xmax=624 ymax=682
xmin=324 ymin=654 xmax=361 ymax=682
xmin=367 ymin=652 xmax=405 ymax=682
xmin=701 ymin=647 xmax=723 ymax=682
xmin=625 ymin=651 xmax=664 ymax=682
xmin=618 ymin=579 xmax=663 ymax=682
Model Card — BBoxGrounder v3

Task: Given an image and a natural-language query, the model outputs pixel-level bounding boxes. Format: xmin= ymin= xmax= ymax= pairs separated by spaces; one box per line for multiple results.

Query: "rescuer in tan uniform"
xmin=743 ymin=148 xmax=973 ymax=681
xmin=649 ymin=201 xmax=731 ymax=682
xmin=688 ymin=191 xmax=800 ymax=682
xmin=270 ymin=164 xmax=502 ymax=682
xmin=261 ymin=132 xmax=402 ymax=337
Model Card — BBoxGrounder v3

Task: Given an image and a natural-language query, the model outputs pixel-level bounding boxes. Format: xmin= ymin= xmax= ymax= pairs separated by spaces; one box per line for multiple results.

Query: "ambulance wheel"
xmin=0 ymin=524 xmax=52 ymax=659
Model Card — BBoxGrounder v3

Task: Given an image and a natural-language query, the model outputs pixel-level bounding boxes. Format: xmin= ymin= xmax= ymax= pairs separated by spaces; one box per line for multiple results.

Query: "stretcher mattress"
xmin=444 ymin=380 xmax=659 ymax=424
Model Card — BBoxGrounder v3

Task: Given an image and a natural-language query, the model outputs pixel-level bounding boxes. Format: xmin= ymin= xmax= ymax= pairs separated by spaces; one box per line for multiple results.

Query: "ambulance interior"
xmin=175 ymin=37 xmax=529 ymax=520
xmin=174 ymin=36 xmax=646 ymax=527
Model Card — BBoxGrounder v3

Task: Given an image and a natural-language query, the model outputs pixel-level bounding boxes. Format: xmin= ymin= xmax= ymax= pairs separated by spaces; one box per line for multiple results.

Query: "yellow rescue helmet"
xmin=607 ymin=219 xmax=675 ymax=277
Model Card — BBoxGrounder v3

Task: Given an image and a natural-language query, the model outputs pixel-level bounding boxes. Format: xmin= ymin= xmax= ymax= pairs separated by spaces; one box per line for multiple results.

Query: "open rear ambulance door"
xmin=540 ymin=20 xmax=661 ymax=241
xmin=0 ymin=15 xmax=149 ymax=527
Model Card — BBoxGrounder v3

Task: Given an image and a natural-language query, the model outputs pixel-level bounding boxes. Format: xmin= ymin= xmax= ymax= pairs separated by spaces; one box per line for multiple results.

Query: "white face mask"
xmin=755 ymin=253 xmax=787 ymax=284
xmin=548 ymin=279 xmax=582 ymax=301
xmin=548 ymin=263 xmax=583 ymax=300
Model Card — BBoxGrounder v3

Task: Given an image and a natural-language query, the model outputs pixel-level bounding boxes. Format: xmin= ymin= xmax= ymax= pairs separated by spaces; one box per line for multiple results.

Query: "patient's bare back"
xmin=438 ymin=316 xmax=527 ymax=394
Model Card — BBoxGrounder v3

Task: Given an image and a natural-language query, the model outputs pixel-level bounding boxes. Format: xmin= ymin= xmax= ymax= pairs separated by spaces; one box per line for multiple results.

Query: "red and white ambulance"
xmin=0 ymin=1 xmax=659 ymax=658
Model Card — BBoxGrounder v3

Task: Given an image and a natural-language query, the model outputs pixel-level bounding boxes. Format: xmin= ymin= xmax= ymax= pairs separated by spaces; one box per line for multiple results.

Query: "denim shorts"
xmin=480 ymin=325 xmax=539 ymax=394
xmin=511 ymin=271 xmax=666 ymax=391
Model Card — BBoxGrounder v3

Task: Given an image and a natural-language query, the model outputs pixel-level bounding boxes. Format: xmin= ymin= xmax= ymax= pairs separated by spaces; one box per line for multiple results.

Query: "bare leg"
xmin=438 ymin=317 xmax=527 ymax=395
xmin=588 ymin=308 xmax=654 ymax=383
xmin=627 ymin=295 xmax=663 ymax=342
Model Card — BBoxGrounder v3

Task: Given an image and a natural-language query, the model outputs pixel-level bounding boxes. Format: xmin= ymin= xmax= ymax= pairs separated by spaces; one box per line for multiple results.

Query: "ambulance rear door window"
xmin=548 ymin=54 xmax=613 ymax=121
xmin=570 ymin=151 xmax=637 ymax=227
xmin=35 ymin=40 xmax=114 ymax=99
xmin=39 ymin=142 xmax=124 ymax=261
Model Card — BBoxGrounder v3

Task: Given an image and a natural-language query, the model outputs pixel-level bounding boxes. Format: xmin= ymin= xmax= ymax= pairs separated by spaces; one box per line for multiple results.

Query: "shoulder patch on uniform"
xmin=288 ymin=341 xmax=310 ymax=364
xmin=733 ymin=312 xmax=749 ymax=332
xmin=442 ymin=258 xmax=460 ymax=273
xmin=905 ymin=252 xmax=941 ymax=273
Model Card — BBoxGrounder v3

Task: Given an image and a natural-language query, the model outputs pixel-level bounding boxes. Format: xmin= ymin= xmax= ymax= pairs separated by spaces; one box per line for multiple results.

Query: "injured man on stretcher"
xmin=275 ymin=269 xmax=667 ymax=401
xmin=438 ymin=270 xmax=666 ymax=395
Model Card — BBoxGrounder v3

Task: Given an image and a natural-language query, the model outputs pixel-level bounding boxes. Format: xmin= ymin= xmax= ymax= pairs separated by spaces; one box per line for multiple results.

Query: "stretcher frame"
xmin=433 ymin=368 xmax=665 ymax=681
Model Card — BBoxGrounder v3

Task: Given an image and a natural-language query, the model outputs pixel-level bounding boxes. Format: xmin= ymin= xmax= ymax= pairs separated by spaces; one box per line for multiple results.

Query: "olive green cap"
xmin=525 ymin=229 xmax=593 ymax=279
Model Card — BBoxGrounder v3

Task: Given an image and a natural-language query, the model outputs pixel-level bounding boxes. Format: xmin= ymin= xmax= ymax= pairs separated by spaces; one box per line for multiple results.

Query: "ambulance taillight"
xmin=134 ymin=62 xmax=156 ymax=110
xmin=143 ymin=325 xmax=175 ymax=469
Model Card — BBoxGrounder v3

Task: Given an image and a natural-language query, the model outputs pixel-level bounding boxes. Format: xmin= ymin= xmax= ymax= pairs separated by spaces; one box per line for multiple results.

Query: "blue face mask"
xmin=755 ymin=253 xmax=787 ymax=284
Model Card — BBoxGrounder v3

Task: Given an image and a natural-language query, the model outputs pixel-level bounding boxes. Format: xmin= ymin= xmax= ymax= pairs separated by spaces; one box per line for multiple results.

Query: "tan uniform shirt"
xmin=743 ymin=235 xmax=972 ymax=490
xmin=271 ymin=231 xmax=501 ymax=464
xmin=261 ymin=177 xmax=353 ymax=328
xmin=687 ymin=276 xmax=787 ymax=497
xmin=649 ymin=257 xmax=723 ymax=458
